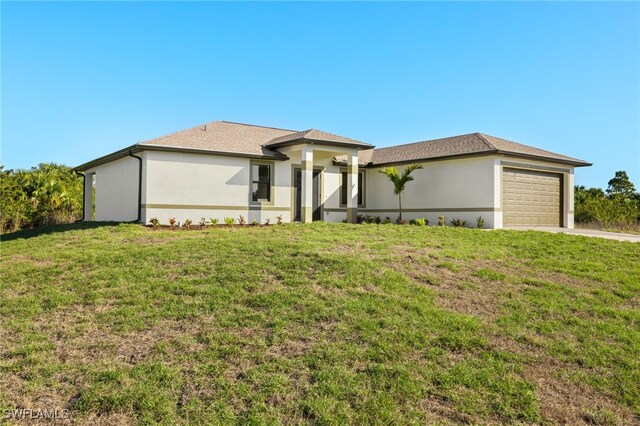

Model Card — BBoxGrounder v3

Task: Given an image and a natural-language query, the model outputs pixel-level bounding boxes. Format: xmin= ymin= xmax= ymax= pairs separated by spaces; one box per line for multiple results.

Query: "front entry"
xmin=294 ymin=168 xmax=322 ymax=222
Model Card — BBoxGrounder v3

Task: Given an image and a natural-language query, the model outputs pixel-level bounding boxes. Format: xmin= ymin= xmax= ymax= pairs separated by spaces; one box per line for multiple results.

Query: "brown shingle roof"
xmin=345 ymin=133 xmax=590 ymax=167
xmin=139 ymin=121 xmax=296 ymax=158
xmin=264 ymin=128 xmax=373 ymax=149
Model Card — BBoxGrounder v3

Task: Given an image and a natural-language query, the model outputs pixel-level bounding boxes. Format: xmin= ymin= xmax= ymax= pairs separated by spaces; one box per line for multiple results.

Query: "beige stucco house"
xmin=75 ymin=121 xmax=590 ymax=228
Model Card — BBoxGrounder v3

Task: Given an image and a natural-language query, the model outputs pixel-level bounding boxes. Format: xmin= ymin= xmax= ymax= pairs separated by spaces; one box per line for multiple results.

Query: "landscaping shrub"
xmin=477 ymin=216 xmax=485 ymax=229
xmin=183 ymin=219 xmax=192 ymax=229
xmin=149 ymin=217 xmax=160 ymax=228
xmin=450 ymin=218 xmax=466 ymax=227
xmin=438 ymin=216 xmax=446 ymax=226
xmin=209 ymin=218 xmax=219 ymax=226
xmin=237 ymin=215 xmax=246 ymax=225
xmin=224 ymin=217 xmax=235 ymax=225
xmin=414 ymin=218 xmax=427 ymax=226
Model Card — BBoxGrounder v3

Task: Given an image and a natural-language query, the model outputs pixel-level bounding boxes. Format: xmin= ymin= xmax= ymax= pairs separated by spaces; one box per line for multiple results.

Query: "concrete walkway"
xmin=504 ymin=227 xmax=640 ymax=243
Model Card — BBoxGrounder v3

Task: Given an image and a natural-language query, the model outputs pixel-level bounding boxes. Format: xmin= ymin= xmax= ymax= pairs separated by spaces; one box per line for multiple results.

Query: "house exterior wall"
xmin=142 ymin=150 xmax=292 ymax=225
xmin=86 ymin=156 xmax=140 ymax=222
xmin=362 ymin=156 xmax=499 ymax=227
xmin=86 ymin=149 xmax=576 ymax=229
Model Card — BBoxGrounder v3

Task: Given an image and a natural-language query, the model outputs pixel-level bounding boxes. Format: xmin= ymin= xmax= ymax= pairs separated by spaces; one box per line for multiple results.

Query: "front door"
xmin=294 ymin=168 xmax=322 ymax=222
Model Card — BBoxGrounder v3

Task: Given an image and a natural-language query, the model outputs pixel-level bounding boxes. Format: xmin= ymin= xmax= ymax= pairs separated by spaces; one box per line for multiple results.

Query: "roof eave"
xmin=341 ymin=150 xmax=592 ymax=168
xmin=266 ymin=137 xmax=374 ymax=150
xmin=75 ymin=144 xmax=289 ymax=171
xmin=496 ymin=151 xmax=592 ymax=167
xmin=74 ymin=144 xmax=141 ymax=171
xmin=140 ymin=144 xmax=289 ymax=160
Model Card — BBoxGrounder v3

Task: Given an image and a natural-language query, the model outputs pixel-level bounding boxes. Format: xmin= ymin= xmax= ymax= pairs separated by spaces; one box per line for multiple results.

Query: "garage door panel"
xmin=503 ymin=168 xmax=562 ymax=227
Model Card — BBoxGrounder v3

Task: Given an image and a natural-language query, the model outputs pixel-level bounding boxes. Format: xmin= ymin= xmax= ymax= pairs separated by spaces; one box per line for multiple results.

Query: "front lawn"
xmin=1 ymin=223 xmax=639 ymax=425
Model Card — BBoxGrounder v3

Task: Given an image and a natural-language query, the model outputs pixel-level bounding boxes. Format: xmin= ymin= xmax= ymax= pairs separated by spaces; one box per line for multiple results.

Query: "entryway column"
xmin=346 ymin=151 xmax=359 ymax=223
xmin=84 ymin=172 xmax=95 ymax=221
xmin=301 ymin=144 xmax=314 ymax=223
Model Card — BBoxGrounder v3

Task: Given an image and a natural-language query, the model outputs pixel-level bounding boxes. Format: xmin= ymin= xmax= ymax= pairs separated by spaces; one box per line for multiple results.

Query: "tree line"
xmin=1 ymin=163 xmax=84 ymax=234
xmin=575 ymin=170 xmax=639 ymax=228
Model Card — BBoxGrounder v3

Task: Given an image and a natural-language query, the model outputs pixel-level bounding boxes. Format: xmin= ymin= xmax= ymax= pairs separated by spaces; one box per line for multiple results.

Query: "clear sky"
xmin=2 ymin=1 xmax=638 ymax=189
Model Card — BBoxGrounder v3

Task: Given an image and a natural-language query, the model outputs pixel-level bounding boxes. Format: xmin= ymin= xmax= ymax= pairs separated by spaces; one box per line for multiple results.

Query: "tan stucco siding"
xmin=142 ymin=151 xmax=292 ymax=224
xmin=86 ymin=156 xmax=140 ymax=222
xmin=363 ymin=156 xmax=498 ymax=227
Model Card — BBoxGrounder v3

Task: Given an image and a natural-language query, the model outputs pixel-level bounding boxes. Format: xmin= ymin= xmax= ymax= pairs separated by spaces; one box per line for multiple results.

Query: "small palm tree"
xmin=378 ymin=164 xmax=423 ymax=222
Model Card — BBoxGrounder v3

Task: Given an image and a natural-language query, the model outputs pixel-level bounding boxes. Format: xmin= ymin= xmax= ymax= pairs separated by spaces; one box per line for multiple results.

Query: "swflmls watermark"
xmin=3 ymin=408 xmax=70 ymax=420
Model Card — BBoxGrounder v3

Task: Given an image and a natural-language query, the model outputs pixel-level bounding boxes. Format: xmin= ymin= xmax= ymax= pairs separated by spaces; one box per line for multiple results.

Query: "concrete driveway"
xmin=504 ymin=227 xmax=640 ymax=243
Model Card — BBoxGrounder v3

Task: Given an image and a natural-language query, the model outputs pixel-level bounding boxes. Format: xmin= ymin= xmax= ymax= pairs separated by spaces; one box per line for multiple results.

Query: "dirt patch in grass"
xmin=524 ymin=359 xmax=634 ymax=425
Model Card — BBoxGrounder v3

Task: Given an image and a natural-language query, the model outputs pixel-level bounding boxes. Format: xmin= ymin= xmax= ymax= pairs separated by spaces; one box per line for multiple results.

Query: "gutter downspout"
xmin=74 ymin=170 xmax=85 ymax=222
xmin=128 ymin=150 xmax=143 ymax=224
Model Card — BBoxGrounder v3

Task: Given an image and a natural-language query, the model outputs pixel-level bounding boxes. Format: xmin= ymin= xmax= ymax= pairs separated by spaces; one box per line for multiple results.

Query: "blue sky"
xmin=2 ymin=1 xmax=638 ymax=189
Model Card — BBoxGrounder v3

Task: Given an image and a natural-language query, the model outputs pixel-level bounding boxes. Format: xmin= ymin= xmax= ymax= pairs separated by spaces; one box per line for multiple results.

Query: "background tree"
xmin=607 ymin=170 xmax=635 ymax=198
xmin=574 ymin=170 xmax=639 ymax=228
xmin=378 ymin=164 xmax=423 ymax=222
xmin=0 ymin=163 xmax=83 ymax=233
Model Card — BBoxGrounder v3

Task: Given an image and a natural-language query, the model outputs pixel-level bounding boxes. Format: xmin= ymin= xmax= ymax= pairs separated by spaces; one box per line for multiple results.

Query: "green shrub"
xmin=438 ymin=215 xmax=446 ymax=226
xmin=224 ymin=217 xmax=235 ymax=225
xmin=276 ymin=215 xmax=283 ymax=225
xmin=374 ymin=216 xmax=382 ymax=224
xmin=251 ymin=219 xmax=258 ymax=226
xmin=383 ymin=216 xmax=392 ymax=224
xmin=450 ymin=218 xmax=466 ymax=227
xmin=414 ymin=218 xmax=427 ymax=226
xmin=264 ymin=218 xmax=270 ymax=226
xmin=149 ymin=217 xmax=160 ymax=228
xmin=209 ymin=217 xmax=219 ymax=225
xmin=183 ymin=219 xmax=192 ymax=229
xmin=476 ymin=216 xmax=485 ymax=229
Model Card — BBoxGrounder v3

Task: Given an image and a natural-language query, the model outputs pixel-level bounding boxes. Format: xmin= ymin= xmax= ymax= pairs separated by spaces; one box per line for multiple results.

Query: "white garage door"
xmin=502 ymin=168 xmax=562 ymax=227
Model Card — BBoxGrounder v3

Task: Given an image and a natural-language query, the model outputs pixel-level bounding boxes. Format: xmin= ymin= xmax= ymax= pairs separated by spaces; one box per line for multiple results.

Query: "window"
xmin=251 ymin=163 xmax=271 ymax=202
xmin=341 ymin=171 xmax=365 ymax=206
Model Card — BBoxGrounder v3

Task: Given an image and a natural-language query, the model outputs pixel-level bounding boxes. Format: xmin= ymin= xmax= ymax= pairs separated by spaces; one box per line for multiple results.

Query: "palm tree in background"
xmin=378 ymin=164 xmax=423 ymax=223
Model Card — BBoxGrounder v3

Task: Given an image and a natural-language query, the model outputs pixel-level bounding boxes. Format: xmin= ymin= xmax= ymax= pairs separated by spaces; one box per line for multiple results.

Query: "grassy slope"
xmin=1 ymin=223 xmax=639 ymax=425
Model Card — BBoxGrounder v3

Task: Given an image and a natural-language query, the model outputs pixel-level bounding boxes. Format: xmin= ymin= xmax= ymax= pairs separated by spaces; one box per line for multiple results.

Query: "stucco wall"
xmin=362 ymin=156 xmax=498 ymax=227
xmin=88 ymin=148 xmax=576 ymax=229
xmin=142 ymin=151 xmax=292 ymax=225
xmin=87 ymin=156 xmax=140 ymax=222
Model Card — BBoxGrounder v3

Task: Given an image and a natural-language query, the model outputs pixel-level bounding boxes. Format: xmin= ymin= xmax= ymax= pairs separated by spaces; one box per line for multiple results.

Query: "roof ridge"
xmin=220 ymin=120 xmax=299 ymax=133
xmin=475 ymin=133 xmax=497 ymax=150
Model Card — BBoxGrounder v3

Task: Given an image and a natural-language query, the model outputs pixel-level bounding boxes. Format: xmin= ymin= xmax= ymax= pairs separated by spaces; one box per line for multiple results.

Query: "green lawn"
xmin=1 ymin=223 xmax=639 ymax=425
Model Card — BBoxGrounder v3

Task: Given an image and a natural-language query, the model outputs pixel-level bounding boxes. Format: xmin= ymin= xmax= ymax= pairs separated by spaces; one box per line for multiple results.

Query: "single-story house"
xmin=75 ymin=121 xmax=591 ymax=228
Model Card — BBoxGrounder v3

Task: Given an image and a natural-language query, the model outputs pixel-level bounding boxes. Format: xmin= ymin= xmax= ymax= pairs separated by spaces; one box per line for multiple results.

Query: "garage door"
xmin=502 ymin=168 xmax=562 ymax=227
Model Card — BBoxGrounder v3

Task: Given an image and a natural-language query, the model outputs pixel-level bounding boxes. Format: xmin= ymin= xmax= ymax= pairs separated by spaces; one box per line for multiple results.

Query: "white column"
xmin=84 ymin=172 xmax=95 ymax=221
xmin=301 ymin=145 xmax=314 ymax=223
xmin=565 ymin=171 xmax=575 ymax=229
xmin=346 ymin=150 xmax=359 ymax=223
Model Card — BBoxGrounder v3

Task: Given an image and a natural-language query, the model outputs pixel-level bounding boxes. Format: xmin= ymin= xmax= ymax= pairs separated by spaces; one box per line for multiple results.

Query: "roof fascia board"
xmin=75 ymin=144 xmax=289 ymax=171
xmin=74 ymin=144 xmax=141 ymax=171
xmin=266 ymin=138 xmax=373 ymax=150
xmin=335 ymin=150 xmax=591 ymax=168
